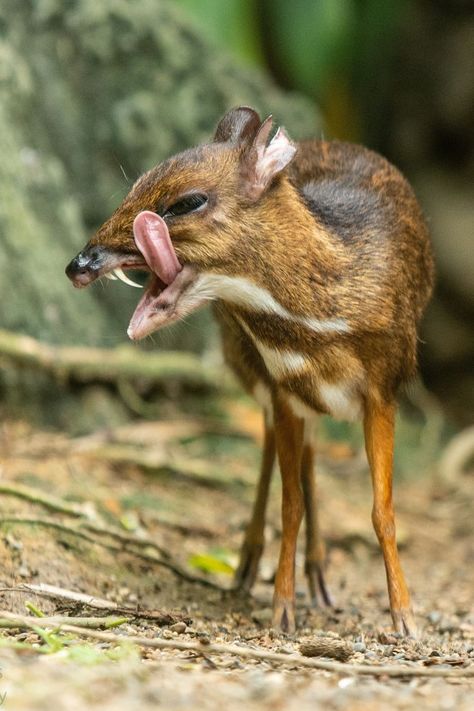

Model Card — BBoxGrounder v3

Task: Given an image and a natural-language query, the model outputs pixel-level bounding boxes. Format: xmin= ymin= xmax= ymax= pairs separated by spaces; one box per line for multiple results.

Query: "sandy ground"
xmin=0 ymin=412 xmax=473 ymax=709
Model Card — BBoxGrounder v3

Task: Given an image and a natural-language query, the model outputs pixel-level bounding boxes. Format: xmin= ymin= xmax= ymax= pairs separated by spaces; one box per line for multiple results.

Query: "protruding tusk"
xmin=113 ymin=268 xmax=143 ymax=288
xmin=104 ymin=272 xmax=118 ymax=281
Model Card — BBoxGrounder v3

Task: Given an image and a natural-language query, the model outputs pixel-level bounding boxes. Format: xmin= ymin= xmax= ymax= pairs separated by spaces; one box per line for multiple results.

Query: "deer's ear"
xmin=242 ymin=117 xmax=297 ymax=200
xmin=214 ymin=106 xmax=261 ymax=145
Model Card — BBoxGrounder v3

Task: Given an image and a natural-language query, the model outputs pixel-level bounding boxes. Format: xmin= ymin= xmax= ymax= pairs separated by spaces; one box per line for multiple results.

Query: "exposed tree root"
xmin=0 ymin=328 xmax=219 ymax=391
xmin=0 ymin=516 xmax=225 ymax=590
xmin=0 ymin=483 xmax=87 ymax=518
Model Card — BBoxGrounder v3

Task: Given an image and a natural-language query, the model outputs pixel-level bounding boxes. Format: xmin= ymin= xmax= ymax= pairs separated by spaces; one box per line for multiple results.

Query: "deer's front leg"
xmin=364 ymin=399 xmax=417 ymax=637
xmin=234 ymin=414 xmax=275 ymax=591
xmin=272 ymin=395 xmax=304 ymax=634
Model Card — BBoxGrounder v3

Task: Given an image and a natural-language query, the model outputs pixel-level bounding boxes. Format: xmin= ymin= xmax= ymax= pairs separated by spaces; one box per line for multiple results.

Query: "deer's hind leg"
xmin=364 ymin=398 xmax=417 ymax=637
xmin=300 ymin=423 xmax=332 ymax=607
xmin=234 ymin=411 xmax=275 ymax=591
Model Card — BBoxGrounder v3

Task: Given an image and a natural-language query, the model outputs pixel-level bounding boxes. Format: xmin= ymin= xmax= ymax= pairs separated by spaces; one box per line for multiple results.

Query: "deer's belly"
xmin=236 ymin=316 xmax=365 ymax=422
xmin=253 ymin=376 xmax=364 ymax=423
xmin=290 ymin=384 xmax=363 ymax=421
xmin=248 ymin=339 xmax=365 ymax=421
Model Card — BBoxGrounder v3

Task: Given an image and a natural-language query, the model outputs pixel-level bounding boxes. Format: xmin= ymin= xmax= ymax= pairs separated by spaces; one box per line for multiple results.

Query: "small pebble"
xmin=197 ymin=633 xmax=211 ymax=645
xmin=300 ymin=639 xmax=352 ymax=662
xmin=5 ymin=533 xmax=23 ymax=550
xmin=170 ymin=621 xmax=187 ymax=634
xmin=353 ymin=642 xmax=366 ymax=653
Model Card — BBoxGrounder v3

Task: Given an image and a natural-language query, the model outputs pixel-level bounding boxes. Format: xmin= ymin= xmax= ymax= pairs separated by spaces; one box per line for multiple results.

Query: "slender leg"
xmin=234 ymin=414 xmax=275 ymax=591
xmin=364 ymin=399 xmax=417 ymax=636
xmin=300 ymin=430 xmax=333 ymax=607
xmin=272 ymin=395 xmax=305 ymax=633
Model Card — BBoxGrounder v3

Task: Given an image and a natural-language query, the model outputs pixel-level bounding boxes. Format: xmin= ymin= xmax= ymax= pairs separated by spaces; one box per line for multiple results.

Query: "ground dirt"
xmin=0 ymin=403 xmax=473 ymax=710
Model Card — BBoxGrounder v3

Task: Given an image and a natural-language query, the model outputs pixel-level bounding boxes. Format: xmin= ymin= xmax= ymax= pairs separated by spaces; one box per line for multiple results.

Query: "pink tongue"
xmin=133 ymin=211 xmax=182 ymax=285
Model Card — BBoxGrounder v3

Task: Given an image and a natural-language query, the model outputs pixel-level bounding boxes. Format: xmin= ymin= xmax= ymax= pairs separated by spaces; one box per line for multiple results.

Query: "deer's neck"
xmin=215 ymin=181 xmax=349 ymax=320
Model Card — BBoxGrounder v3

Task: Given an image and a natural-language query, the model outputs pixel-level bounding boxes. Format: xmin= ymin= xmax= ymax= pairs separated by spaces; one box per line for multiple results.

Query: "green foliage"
xmin=32 ymin=626 xmax=64 ymax=654
xmin=0 ymin=633 xmax=139 ymax=663
xmin=265 ymin=0 xmax=357 ymax=97
xmin=25 ymin=602 xmax=46 ymax=618
xmin=173 ymin=0 xmax=408 ymax=142
xmin=66 ymin=640 xmax=140 ymax=664
xmin=119 ymin=511 xmax=141 ymax=532
xmin=175 ymin=0 xmax=264 ymax=67
xmin=188 ymin=547 xmax=235 ymax=575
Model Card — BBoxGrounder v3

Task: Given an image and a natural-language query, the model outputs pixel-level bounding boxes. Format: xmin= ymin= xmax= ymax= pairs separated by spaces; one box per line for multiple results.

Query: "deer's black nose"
xmin=65 ymin=246 xmax=105 ymax=287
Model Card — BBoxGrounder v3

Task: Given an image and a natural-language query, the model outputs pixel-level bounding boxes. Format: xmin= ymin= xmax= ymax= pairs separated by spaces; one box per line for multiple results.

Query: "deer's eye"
xmin=163 ymin=193 xmax=208 ymax=218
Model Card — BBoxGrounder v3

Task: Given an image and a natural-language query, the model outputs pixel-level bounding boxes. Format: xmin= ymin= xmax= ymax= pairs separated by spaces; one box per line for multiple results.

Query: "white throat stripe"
xmin=195 ymin=273 xmax=349 ymax=334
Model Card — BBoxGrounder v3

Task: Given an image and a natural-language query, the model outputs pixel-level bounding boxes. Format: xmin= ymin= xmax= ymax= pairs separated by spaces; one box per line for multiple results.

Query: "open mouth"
xmin=100 ymin=211 xmax=203 ymax=341
xmin=99 ymin=261 xmax=200 ymax=342
xmin=125 ymin=266 xmax=198 ymax=341
xmin=68 ymin=211 xmax=208 ymax=340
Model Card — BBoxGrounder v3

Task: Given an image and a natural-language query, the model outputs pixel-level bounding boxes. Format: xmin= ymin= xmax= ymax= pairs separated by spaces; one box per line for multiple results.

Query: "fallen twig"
xmin=17 ymin=583 xmax=132 ymax=609
xmin=0 ymin=616 xmax=472 ymax=679
xmin=1 ymin=584 xmax=191 ymax=626
xmin=0 ymin=611 xmax=129 ymax=630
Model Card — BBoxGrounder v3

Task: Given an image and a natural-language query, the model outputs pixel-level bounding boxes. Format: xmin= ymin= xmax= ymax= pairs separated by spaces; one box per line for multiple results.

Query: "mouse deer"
xmin=66 ymin=106 xmax=434 ymax=635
